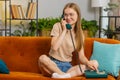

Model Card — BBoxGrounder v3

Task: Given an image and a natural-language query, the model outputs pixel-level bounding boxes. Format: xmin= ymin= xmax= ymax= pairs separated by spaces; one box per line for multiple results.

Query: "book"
xmin=18 ymin=5 xmax=26 ymax=19
xmin=30 ymin=2 xmax=36 ymax=19
xmin=26 ymin=2 xmax=33 ymax=19
xmin=14 ymin=5 xmax=21 ymax=19
xmin=10 ymin=5 xmax=17 ymax=19
xmin=10 ymin=5 xmax=21 ymax=19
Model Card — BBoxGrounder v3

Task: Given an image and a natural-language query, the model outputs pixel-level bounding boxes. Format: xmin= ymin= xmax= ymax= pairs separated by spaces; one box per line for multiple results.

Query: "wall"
xmin=38 ymin=0 xmax=95 ymax=20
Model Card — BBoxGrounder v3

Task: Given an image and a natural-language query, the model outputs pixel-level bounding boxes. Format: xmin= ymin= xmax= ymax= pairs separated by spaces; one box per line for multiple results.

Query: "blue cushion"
xmin=90 ymin=41 xmax=120 ymax=77
xmin=0 ymin=59 xmax=9 ymax=74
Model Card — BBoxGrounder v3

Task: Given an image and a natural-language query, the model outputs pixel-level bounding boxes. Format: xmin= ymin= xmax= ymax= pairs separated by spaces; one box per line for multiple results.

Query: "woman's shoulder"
xmin=52 ymin=22 xmax=62 ymax=29
xmin=53 ymin=22 xmax=61 ymax=26
xmin=51 ymin=22 xmax=62 ymax=37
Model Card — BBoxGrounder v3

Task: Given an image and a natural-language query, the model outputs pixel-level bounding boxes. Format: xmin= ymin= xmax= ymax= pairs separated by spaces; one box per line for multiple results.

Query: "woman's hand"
xmin=61 ymin=19 xmax=68 ymax=31
xmin=86 ymin=60 xmax=99 ymax=72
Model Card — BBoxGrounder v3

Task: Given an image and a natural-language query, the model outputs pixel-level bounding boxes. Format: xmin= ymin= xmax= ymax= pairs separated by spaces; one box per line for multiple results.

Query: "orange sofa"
xmin=0 ymin=37 xmax=119 ymax=80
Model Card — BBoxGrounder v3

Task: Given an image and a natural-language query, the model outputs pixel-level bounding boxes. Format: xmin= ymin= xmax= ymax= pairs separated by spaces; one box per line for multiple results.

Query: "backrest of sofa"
xmin=0 ymin=37 xmax=119 ymax=73
xmin=84 ymin=38 xmax=120 ymax=60
xmin=0 ymin=37 xmax=51 ymax=73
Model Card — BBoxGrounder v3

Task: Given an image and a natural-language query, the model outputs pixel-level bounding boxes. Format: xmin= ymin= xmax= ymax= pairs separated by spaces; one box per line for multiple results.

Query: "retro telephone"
xmin=61 ymin=14 xmax=108 ymax=78
xmin=85 ymin=70 xmax=108 ymax=78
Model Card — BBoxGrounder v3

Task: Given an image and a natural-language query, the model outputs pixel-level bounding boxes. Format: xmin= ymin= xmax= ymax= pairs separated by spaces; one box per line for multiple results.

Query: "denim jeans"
xmin=50 ymin=56 xmax=72 ymax=72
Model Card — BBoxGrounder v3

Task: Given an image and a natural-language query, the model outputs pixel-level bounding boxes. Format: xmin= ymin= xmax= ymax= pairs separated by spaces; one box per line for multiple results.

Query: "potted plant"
xmin=102 ymin=27 xmax=115 ymax=39
xmin=11 ymin=21 xmax=34 ymax=36
xmin=29 ymin=17 xmax=60 ymax=36
xmin=104 ymin=2 xmax=119 ymax=16
xmin=81 ymin=18 xmax=99 ymax=37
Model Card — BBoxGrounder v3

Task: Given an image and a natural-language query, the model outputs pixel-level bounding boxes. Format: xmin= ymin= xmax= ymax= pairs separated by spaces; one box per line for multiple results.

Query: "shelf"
xmin=0 ymin=0 xmax=10 ymax=36
xmin=0 ymin=0 xmax=9 ymax=1
xmin=0 ymin=29 xmax=10 ymax=31
xmin=6 ymin=0 xmax=38 ymax=36
xmin=100 ymin=16 xmax=120 ymax=18
xmin=99 ymin=16 xmax=120 ymax=40
xmin=1 ymin=0 xmax=39 ymax=36
xmin=7 ymin=18 xmax=37 ymax=20
xmin=113 ymin=31 xmax=120 ymax=34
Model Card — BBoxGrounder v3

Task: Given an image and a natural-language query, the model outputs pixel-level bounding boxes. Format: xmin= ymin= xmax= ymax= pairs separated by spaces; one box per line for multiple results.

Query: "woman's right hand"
xmin=61 ymin=19 xmax=68 ymax=31
xmin=86 ymin=60 xmax=99 ymax=72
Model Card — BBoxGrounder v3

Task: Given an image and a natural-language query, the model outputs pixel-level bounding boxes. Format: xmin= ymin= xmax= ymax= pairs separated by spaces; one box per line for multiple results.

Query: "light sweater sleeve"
xmin=50 ymin=22 xmax=61 ymax=37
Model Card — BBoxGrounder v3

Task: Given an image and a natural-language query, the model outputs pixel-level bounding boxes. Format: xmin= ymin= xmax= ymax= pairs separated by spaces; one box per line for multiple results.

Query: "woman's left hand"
xmin=86 ymin=60 xmax=99 ymax=72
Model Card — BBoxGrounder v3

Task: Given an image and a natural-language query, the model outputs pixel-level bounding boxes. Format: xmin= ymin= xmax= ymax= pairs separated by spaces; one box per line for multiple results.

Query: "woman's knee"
xmin=38 ymin=55 xmax=49 ymax=63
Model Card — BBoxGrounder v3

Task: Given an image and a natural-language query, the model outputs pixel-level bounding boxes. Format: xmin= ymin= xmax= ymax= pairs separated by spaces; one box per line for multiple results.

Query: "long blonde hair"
xmin=63 ymin=3 xmax=84 ymax=51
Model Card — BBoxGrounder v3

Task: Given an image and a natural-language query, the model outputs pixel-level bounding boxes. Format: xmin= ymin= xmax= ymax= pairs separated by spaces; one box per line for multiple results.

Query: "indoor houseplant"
xmin=81 ymin=18 xmax=99 ymax=37
xmin=104 ymin=2 xmax=119 ymax=16
xmin=11 ymin=21 xmax=33 ymax=36
xmin=102 ymin=27 xmax=115 ymax=39
xmin=29 ymin=17 xmax=60 ymax=36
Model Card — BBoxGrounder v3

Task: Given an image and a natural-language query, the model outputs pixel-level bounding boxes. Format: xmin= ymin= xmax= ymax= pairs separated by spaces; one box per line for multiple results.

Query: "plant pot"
xmin=107 ymin=34 xmax=113 ymax=39
xmin=83 ymin=30 xmax=89 ymax=37
xmin=42 ymin=30 xmax=51 ymax=36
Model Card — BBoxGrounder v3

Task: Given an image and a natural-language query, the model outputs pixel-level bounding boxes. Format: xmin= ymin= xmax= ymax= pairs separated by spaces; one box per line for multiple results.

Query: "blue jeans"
xmin=50 ymin=56 xmax=72 ymax=72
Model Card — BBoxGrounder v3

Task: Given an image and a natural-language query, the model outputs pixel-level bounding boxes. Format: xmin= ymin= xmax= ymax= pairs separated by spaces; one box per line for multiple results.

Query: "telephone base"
xmin=85 ymin=70 xmax=108 ymax=78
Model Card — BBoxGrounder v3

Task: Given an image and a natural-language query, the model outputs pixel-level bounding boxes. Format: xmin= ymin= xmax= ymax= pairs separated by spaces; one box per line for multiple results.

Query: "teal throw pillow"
xmin=90 ymin=41 xmax=120 ymax=77
xmin=0 ymin=59 xmax=9 ymax=74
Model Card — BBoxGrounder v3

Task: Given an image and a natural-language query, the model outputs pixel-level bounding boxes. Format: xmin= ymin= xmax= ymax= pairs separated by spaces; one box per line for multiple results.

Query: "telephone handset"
xmin=61 ymin=14 xmax=72 ymax=30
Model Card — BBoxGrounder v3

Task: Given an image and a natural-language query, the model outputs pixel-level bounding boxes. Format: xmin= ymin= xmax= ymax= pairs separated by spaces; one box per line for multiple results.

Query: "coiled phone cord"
xmin=69 ymin=29 xmax=83 ymax=73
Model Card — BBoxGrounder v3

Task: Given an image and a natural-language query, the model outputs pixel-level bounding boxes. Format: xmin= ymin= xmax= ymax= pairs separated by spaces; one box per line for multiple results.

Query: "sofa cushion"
xmin=0 ymin=71 xmax=48 ymax=80
xmin=90 ymin=41 xmax=120 ymax=77
xmin=0 ymin=59 xmax=9 ymax=74
xmin=0 ymin=71 xmax=85 ymax=80
xmin=0 ymin=71 xmax=115 ymax=80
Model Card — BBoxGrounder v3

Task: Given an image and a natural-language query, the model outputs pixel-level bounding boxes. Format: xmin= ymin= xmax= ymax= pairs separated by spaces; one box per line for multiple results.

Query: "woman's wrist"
xmin=85 ymin=61 xmax=89 ymax=66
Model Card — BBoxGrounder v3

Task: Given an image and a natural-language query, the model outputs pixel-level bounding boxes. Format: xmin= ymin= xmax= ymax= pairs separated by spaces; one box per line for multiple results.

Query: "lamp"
xmin=91 ymin=0 xmax=108 ymax=38
xmin=91 ymin=0 xmax=108 ymax=7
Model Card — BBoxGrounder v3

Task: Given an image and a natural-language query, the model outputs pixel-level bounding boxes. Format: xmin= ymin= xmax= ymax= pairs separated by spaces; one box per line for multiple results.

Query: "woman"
xmin=38 ymin=2 xmax=98 ymax=78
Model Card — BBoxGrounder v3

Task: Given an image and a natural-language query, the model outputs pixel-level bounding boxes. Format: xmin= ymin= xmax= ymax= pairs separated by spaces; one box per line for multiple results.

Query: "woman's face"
xmin=64 ymin=8 xmax=78 ymax=26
